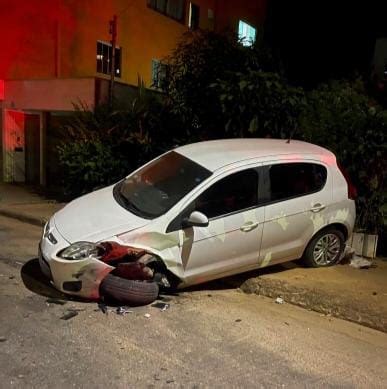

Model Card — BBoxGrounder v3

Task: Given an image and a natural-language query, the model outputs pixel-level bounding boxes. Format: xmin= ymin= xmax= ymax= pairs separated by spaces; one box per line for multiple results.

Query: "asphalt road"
xmin=1 ymin=215 xmax=387 ymax=388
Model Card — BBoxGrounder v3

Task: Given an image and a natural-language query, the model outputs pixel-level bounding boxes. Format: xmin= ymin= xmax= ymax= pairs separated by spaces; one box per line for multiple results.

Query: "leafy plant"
xmin=163 ymin=29 xmax=277 ymax=139
xmin=212 ymin=71 xmax=306 ymax=138
xmin=301 ymin=79 xmax=387 ymax=233
xmin=57 ymin=79 xmax=171 ymax=197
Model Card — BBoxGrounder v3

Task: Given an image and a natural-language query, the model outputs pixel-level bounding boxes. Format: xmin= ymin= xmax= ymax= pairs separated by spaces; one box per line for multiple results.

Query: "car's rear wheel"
xmin=302 ymin=227 xmax=345 ymax=267
xmin=99 ymin=274 xmax=159 ymax=306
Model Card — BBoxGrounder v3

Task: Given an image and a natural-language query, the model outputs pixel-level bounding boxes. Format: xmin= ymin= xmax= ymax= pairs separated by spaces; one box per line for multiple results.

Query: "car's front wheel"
xmin=99 ymin=274 xmax=159 ymax=306
xmin=302 ymin=227 xmax=345 ymax=267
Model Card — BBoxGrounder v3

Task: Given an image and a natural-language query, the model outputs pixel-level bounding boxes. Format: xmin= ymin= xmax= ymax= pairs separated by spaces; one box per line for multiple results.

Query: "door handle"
xmin=240 ymin=221 xmax=259 ymax=232
xmin=310 ymin=203 xmax=326 ymax=213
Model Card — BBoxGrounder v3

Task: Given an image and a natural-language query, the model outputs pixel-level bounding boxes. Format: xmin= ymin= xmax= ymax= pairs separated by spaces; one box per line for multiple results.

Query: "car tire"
xmin=99 ymin=274 xmax=159 ymax=306
xmin=302 ymin=227 xmax=345 ymax=268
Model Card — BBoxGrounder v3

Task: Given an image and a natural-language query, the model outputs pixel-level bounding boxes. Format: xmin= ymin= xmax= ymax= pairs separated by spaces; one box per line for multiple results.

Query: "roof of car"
xmin=176 ymin=139 xmax=334 ymax=171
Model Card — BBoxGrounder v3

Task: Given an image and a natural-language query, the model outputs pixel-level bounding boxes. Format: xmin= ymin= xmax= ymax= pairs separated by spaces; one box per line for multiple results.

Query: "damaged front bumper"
xmin=39 ymin=247 xmax=114 ymax=299
xmin=39 ymin=221 xmax=114 ymax=300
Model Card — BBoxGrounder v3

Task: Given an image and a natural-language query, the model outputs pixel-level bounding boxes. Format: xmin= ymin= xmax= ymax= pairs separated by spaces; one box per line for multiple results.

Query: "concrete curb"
xmin=0 ymin=208 xmax=46 ymax=227
xmin=240 ymin=277 xmax=387 ymax=333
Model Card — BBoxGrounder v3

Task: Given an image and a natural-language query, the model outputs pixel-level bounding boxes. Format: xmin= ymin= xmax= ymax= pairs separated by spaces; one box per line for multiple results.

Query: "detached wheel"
xmin=302 ymin=227 xmax=345 ymax=267
xmin=100 ymin=274 xmax=159 ymax=306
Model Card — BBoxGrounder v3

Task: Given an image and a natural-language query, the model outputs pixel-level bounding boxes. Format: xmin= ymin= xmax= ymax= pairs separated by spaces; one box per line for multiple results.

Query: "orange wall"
xmin=0 ymin=0 xmax=266 ymax=87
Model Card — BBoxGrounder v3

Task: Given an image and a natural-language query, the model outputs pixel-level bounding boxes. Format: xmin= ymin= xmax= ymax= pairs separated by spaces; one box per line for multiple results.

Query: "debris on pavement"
xmin=46 ymin=298 xmax=67 ymax=305
xmin=60 ymin=311 xmax=78 ymax=320
xmin=97 ymin=302 xmax=108 ymax=315
xmin=144 ymin=313 xmax=151 ymax=318
xmin=349 ymin=256 xmax=374 ymax=269
xmin=235 ymin=319 xmax=242 ymax=323
xmin=341 ymin=246 xmax=355 ymax=263
xmin=0 ymin=336 xmax=7 ymax=342
xmin=151 ymin=302 xmax=170 ymax=311
xmin=116 ymin=306 xmax=133 ymax=315
xmin=275 ymin=297 xmax=284 ymax=304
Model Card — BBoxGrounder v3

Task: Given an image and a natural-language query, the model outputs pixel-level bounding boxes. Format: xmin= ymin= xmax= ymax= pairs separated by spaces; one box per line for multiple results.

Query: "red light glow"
xmin=0 ymin=79 xmax=4 ymax=100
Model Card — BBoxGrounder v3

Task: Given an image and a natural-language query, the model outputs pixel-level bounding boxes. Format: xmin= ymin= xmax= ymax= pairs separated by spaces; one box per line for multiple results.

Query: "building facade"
xmin=0 ymin=0 xmax=267 ymax=187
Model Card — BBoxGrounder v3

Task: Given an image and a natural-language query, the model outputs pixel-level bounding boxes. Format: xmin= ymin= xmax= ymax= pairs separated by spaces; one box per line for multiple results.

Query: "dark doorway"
xmin=25 ymin=113 xmax=40 ymax=185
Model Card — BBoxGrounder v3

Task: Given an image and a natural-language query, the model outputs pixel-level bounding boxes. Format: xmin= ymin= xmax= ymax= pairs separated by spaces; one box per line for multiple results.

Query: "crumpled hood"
xmin=53 ymin=185 xmax=149 ymax=243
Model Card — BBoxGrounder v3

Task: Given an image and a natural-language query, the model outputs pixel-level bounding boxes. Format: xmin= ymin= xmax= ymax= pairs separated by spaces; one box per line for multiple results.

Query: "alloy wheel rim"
xmin=313 ymin=233 xmax=341 ymax=265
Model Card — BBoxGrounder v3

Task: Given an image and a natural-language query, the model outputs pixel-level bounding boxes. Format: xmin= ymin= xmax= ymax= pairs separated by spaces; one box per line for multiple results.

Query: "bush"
xmin=212 ymin=71 xmax=306 ymax=138
xmin=301 ymin=79 xmax=387 ymax=233
xmin=163 ymin=29 xmax=276 ymax=139
xmin=57 ymin=81 xmax=173 ymax=197
xmin=58 ymin=139 xmax=126 ymax=196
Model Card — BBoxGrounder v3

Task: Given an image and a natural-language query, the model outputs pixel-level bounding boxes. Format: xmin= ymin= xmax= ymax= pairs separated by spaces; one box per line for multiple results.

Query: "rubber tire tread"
xmin=302 ymin=227 xmax=345 ymax=268
xmin=100 ymin=274 xmax=159 ymax=306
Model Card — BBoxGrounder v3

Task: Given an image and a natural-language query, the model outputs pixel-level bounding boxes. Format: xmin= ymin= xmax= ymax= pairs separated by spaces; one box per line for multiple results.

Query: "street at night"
xmin=0 ymin=215 xmax=387 ymax=388
xmin=1 ymin=0 xmax=387 ymax=387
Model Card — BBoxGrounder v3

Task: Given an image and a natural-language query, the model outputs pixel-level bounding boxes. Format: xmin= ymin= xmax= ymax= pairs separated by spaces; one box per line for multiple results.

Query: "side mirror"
xmin=182 ymin=211 xmax=209 ymax=228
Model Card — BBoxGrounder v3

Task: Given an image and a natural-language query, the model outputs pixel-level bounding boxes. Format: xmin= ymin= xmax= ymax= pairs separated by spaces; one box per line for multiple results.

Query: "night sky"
xmin=265 ymin=0 xmax=387 ymax=87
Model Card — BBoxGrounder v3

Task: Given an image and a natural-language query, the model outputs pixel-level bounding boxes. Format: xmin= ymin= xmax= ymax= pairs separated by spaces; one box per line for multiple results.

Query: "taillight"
xmin=337 ymin=163 xmax=357 ymax=200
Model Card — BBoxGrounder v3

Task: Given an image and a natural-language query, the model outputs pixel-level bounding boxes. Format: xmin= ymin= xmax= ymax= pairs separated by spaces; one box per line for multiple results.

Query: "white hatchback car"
xmin=39 ymin=139 xmax=356 ymax=304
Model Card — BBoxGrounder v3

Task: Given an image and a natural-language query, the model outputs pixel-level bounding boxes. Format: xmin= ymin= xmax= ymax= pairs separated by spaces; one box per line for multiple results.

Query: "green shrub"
xmin=163 ymin=29 xmax=277 ymax=139
xmin=57 ymin=139 xmax=126 ymax=196
xmin=212 ymin=71 xmax=306 ymax=138
xmin=301 ymin=79 xmax=387 ymax=233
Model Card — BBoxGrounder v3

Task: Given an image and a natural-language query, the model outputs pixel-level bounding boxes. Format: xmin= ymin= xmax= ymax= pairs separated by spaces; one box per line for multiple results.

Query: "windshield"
xmin=114 ymin=151 xmax=212 ymax=219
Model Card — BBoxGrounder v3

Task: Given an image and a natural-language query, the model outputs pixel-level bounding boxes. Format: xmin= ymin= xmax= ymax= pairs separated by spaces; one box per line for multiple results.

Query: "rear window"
xmin=269 ymin=162 xmax=327 ymax=202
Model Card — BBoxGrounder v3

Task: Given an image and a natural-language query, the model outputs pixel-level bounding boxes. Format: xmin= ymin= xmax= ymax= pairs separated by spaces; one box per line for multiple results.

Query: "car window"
xmin=269 ymin=162 xmax=327 ymax=202
xmin=114 ymin=151 xmax=212 ymax=219
xmin=193 ymin=169 xmax=259 ymax=219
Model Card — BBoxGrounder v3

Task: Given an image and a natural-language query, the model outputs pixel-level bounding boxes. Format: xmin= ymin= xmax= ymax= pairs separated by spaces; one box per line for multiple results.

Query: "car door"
xmin=259 ymin=160 xmax=331 ymax=267
xmin=168 ymin=167 xmax=264 ymax=285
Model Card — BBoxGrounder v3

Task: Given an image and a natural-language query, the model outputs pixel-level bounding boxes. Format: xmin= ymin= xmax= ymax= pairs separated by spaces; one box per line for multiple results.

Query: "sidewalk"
xmin=1 ymin=183 xmax=386 ymax=332
xmin=0 ymin=183 xmax=64 ymax=226
xmin=237 ymin=259 xmax=387 ymax=333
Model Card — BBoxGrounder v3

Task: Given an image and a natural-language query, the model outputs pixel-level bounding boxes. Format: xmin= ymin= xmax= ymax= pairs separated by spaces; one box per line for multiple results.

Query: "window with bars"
xmin=96 ymin=41 xmax=122 ymax=77
xmin=147 ymin=0 xmax=185 ymax=22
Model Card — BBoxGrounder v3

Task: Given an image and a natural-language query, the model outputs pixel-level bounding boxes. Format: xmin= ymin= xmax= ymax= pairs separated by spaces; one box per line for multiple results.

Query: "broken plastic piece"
xmin=275 ymin=297 xmax=284 ymax=304
xmin=153 ymin=273 xmax=171 ymax=288
xmin=46 ymin=298 xmax=67 ymax=305
xmin=151 ymin=302 xmax=170 ymax=311
xmin=98 ymin=302 xmax=108 ymax=315
xmin=116 ymin=306 xmax=133 ymax=315
xmin=60 ymin=311 xmax=78 ymax=320
xmin=144 ymin=313 xmax=151 ymax=318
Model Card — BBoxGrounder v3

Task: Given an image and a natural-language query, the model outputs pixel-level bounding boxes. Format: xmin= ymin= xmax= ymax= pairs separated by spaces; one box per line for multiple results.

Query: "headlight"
xmin=43 ymin=221 xmax=50 ymax=237
xmin=59 ymin=242 xmax=105 ymax=261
